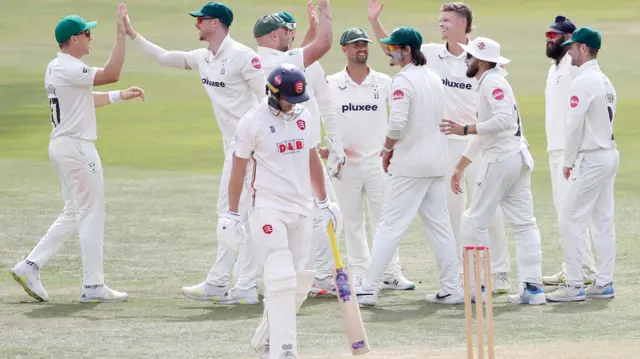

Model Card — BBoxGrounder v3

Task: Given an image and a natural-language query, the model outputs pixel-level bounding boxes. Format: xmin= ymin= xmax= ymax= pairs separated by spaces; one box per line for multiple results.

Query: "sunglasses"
xmin=545 ymin=31 xmax=564 ymax=40
xmin=386 ymin=44 xmax=400 ymax=52
xmin=196 ymin=16 xmax=216 ymax=25
xmin=76 ymin=30 xmax=91 ymax=38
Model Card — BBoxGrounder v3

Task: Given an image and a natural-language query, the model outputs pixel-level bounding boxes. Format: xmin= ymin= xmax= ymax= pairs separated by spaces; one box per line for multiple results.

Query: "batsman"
xmin=219 ymin=64 xmax=341 ymax=359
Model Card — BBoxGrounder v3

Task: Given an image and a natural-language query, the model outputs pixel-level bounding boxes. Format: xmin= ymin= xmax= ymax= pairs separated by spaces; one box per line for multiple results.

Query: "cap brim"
xmin=379 ymin=37 xmax=396 ymax=45
xmin=189 ymin=10 xmax=204 ymax=17
xmin=342 ymin=37 xmax=372 ymax=45
xmin=83 ymin=21 xmax=98 ymax=31
xmin=459 ymin=42 xmax=511 ymax=64
xmin=282 ymin=92 xmax=310 ymax=104
xmin=561 ymin=38 xmax=576 ymax=47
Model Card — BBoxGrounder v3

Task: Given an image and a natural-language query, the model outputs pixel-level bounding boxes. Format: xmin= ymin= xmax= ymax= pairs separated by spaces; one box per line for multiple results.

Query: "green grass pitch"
xmin=2 ymin=0 xmax=640 ymax=358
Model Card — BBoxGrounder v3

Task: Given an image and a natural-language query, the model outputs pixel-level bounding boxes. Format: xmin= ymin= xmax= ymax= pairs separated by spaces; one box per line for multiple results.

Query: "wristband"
xmin=463 ymin=125 xmax=469 ymax=135
xmin=382 ymin=145 xmax=393 ymax=153
xmin=109 ymin=91 xmax=122 ymax=104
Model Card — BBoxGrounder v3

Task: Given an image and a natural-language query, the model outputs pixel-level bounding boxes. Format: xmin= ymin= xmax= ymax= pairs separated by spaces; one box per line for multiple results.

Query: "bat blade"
xmin=328 ymin=222 xmax=371 ymax=356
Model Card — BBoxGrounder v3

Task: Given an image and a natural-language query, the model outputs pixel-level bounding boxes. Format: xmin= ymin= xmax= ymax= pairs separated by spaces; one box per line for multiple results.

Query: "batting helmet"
xmin=266 ymin=63 xmax=310 ymax=104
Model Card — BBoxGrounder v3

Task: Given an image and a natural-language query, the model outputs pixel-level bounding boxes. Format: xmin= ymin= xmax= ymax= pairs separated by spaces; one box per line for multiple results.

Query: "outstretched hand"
xmin=307 ymin=0 xmax=318 ymax=29
xmin=367 ymin=0 xmax=385 ymax=21
xmin=121 ymin=86 xmax=145 ymax=101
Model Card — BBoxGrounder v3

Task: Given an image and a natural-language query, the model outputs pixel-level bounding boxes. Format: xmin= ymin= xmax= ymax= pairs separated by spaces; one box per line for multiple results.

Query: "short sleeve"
xmin=185 ymin=48 xmax=206 ymax=71
xmin=285 ymin=48 xmax=305 ymax=69
xmin=234 ymin=115 xmax=257 ymax=159
xmin=241 ymin=50 xmax=265 ymax=81
xmin=62 ymin=64 xmax=98 ymax=87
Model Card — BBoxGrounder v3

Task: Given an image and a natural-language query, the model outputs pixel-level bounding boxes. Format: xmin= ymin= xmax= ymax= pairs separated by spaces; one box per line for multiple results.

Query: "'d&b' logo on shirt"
xmin=277 ymin=139 xmax=305 ymax=154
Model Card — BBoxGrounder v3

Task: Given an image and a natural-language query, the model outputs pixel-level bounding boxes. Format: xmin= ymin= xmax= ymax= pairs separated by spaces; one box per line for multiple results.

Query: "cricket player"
xmin=123 ymin=2 xmax=267 ymax=304
xmin=10 ymin=7 xmax=144 ymax=303
xmin=542 ymin=16 xmax=597 ymax=286
xmin=253 ymin=3 xmax=351 ymax=296
xmin=441 ymin=37 xmax=546 ymax=305
xmin=355 ymin=27 xmax=463 ymax=307
xmin=366 ymin=0 xmax=511 ymax=293
xmin=545 ymin=27 xmax=619 ymax=302
xmin=326 ymin=27 xmax=415 ymax=289
xmin=219 ymin=63 xmax=341 ymax=359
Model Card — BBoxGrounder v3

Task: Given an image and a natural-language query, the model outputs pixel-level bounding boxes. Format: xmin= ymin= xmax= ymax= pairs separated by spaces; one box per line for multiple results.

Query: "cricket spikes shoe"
xmin=80 ymin=285 xmax=128 ymax=303
xmin=216 ymin=286 xmax=260 ymax=305
xmin=182 ymin=281 xmax=228 ymax=301
xmin=492 ymin=272 xmax=510 ymax=294
xmin=545 ymin=283 xmax=586 ymax=302
xmin=542 ymin=269 xmax=566 ymax=286
xmin=355 ymin=284 xmax=378 ymax=307
xmin=425 ymin=291 xmax=465 ymax=304
xmin=382 ymin=272 xmax=416 ymax=290
xmin=582 ymin=266 xmax=596 ymax=285
xmin=585 ymin=282 xmax=615 ymax=299
xmin=506 ymin=283 xmax=547 ymax=305
xmin=11 ymin=260 xmax=49 ymax=302
xmin=309 ymin=276 xmax=337 ymax=297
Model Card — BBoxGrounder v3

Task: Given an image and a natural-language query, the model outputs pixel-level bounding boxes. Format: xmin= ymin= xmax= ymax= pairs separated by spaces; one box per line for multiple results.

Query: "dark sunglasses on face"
xmin=197 ymin=16 xmax=215 ymax=25
xmin=76 ymin=30 xmax=91 ymax=37
xmin=545 ymin=31 xmax=563 ymax=40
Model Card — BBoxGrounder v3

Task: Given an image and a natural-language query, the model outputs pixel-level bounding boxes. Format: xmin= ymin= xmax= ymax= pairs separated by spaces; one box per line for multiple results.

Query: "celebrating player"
xmin=326 ymin=27 xmax=414 ymax=289
xmin=253 ymin=2 xmax=349 ymax=296
xmin=545 ymin=27 xmax=619 ymax=302
xmin=441 ymin=37 xmax=546 ymax=305
xmin=542 ymin=16 xmax=597 ymax=287
xmin=10 ymin=6 xmax=144 ymax=303
xmin=355 ymin=27 xmax=463 ymax=307
xmin=123 ymin=1 xmax=267 ymax=304
xmin=366 ymin=0 xmax=511 ymax=294
xmin=219 ymin=64 xmax=341 ymax=359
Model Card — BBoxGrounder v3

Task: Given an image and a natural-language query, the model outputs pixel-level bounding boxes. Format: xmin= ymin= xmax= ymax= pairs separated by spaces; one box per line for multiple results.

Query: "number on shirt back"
xmin=49 ymin=98 xmax=60 ymax=128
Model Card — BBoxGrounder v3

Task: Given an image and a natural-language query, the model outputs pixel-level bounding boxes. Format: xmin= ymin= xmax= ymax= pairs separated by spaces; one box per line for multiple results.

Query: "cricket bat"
xmin=327 ymin=221 xmax=371 ymax=356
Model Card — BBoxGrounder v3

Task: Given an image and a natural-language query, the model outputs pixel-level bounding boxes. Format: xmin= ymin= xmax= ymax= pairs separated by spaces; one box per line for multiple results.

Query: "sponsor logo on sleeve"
xmin=570 ymin=95 xmax=579 ymax=108
xmin=251 ymin=57 xmax=262 ymax=69
xmin=392 ymin=89 xmax=404 ymax=100
xmin=492 ymin=88 xmax=504 ymax=100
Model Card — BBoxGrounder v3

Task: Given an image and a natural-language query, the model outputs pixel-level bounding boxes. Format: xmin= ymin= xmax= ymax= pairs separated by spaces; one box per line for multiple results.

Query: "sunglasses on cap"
xmin=545 ymin=31 xmax=564 ymax=40
xmin=386 ymin=44 xmax=401 ymax=52
xmin=196 ymin=16 xmax=216 ymax=25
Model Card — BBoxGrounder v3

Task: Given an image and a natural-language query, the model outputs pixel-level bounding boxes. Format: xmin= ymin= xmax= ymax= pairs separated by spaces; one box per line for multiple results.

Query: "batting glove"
xmin=318 ymin=197 xmax=342 ymax=238
xmin=325 ymin=135 xmax=346 ymax=179
xmin=216 ymin=210 xmax=244 ymax=252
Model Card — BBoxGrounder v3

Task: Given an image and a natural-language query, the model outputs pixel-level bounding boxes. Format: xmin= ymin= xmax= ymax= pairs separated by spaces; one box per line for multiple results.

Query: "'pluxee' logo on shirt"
xmin=341 ymin=103 xmax=379 ymax=113
xmin=277 ymin=139 xmax=305 ymax=154
xmin=202 ymin=77 xmax=226 ymax=87
xmin=442 ymin=78 xmax=472 ymax=90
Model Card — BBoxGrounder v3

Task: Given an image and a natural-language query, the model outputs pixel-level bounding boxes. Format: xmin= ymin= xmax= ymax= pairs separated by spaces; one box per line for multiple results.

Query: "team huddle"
xmin=9 ymin=0 xmax=619 ymax=358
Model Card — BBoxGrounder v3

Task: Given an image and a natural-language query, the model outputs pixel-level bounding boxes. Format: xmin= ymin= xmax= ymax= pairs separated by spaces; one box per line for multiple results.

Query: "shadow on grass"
xmin=547 ymin=299 xmax=613 ymax=314
xmin=166 ymin=303 xmax=265 ymax=322
xmin=23 ymin=302 xmax=101 ymax=318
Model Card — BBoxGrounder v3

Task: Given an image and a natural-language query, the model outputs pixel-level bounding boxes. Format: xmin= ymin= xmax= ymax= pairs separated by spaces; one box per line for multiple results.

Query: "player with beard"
xmin=441 ymin=37 xmax=545 ymax=305
xmin=366 ymin=0 xmax=511 ymax=294
xmin=542 ymin=15 xmax=597 ymax=287
xmin=123 ymin=2 xmax=268 ymax=304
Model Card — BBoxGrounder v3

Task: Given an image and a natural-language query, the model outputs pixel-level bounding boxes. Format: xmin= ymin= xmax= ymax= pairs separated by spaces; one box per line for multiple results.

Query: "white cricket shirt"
xmin=564 ymin=60 xmax=617 ymax=168
xmin=463 ymin=68 xmax=525 ymax=163
xmin=257 ymin=46 xmax=325 ymax=145
xmin=185 ymin=35 xmax=265 ymax=141
xmin=234 ymin=98 xmax=315 ymax=216
xmin=386 ymin=63 xmax=447 ymax=177
xmin=327 ymin=67 xmax=392 ymax=164
xmin=545 ymin=53 xmax=577 ymax=153
xmin=44 ymin=52 xmax=98 ymax=141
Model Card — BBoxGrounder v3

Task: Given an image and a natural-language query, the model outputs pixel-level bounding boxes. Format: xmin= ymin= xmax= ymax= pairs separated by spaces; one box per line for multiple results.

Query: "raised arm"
xmin=367 ymin=0 xmax=390 ymax=55
xmin=93 ymin=4 xmax=128 ymax=86
xmin=302 ymin=0 xmax=333 ymax=68
xmin=299 ymin=0 xmax=318 ymax=47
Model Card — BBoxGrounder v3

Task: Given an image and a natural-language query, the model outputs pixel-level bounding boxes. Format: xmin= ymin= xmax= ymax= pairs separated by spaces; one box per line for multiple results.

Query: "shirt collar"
xmin=576 ymin=59 xmax=599 ymax=75
xmin=257 ymin=46 xmax=287 ymax=55
xmin=341 ymin=65 xmax=375 ymax=86
xmin=209 ymin=34 xmax=232 ymax=58
xmin=57 ymin=52 xmax=83 ymax=64
xmin=439 ymin=37 xmax=471 ymax=59
xmin=476 ymin=67 xmax=500 ymax=89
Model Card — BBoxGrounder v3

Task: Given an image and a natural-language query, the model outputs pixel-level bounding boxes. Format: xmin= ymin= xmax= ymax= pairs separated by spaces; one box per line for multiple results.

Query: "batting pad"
xmin=264 ymin=249 xmax=298 ymax=359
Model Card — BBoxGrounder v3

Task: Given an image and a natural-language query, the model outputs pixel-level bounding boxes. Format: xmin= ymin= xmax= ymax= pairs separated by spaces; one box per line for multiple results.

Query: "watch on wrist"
xmin=463 ymin=125 xmax=469 ymax=135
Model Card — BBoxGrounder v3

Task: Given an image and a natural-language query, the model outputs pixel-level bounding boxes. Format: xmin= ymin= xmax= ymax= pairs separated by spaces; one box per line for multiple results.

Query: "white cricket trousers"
xmin=332 ymin=159 xmax=401 ymax=281
xmin=249 ymin=207 xmax=313 ymax=359
xmin=362 ymin=175 xmax=460 ymax=295
xmin=549 ymin=151 xmax=596 ymax=273
xmin=460 ymin=148 xmax=542 ymax=286
xmin=26 ymin=136 xmax=105 ymax=285
xmin=559 ymin=149 xmax=619 ymax=287
xmin=446 ymin=138 xmax=510 ymax=274
xmin=206 ymin=139 xmax=259 ymax=290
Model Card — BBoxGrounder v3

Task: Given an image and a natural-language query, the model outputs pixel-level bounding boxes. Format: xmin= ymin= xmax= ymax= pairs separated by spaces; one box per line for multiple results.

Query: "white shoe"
xmin=492 ymin=272 xmax=510 ymax=294
xmin=217 ymin=286 xmax=260 ymax=305
xmin=382 ymin=273 xmax=416 ymax=290
xmin=182 ymin=281 xmax=228 ymax=301
xmin=506 ymin=283 xmax=546 ymax=305
xmin=542 ymin=270 xmax=566 ymax=286
xmin=80 ymin=285 xmax=128 ymax=303
xmin=425 ymin=291 xmax=465 ymax=304
xmin=545 ymin=284 xmax=586 ymax=302
xmin=355 ymin=284 xmax=378 ymax=307
xmin=309 ymin=276 xmax=336 ymax=297
xmin=11 ymin=260 xmax=49 ymax=302
xmin=585 ymin=282 xmax=614 ymax=299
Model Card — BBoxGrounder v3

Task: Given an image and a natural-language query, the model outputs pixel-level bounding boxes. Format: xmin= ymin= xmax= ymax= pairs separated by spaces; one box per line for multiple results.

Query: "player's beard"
xmin=546 ymin=38 xmax=566 ymax=61
xmin=355 ymin=52 xmax=368 ymax=63
xmin=388 ymin=52 xmax=403 ymax=66
xmin=466 ymin=62 xmax=479 ymax=78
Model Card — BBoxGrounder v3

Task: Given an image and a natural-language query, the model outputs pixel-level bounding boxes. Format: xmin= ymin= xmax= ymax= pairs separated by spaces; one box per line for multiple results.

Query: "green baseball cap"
xmin=562 ymin=27 xmax=601 ymax=49
xmin=189 ymin=2 xmax=233 ymax=26
xmin=253 ymin=14 xmax=295 ymax=38
xmin=380 ymin=26 xmax=423 ymax=48
xmin=278 ymin=11 xmax=296 ymax=26
xmin=340 ymin=28 xmax=371 ymax=45
xmin=55 ymin=15 xmax=97 ymax=44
